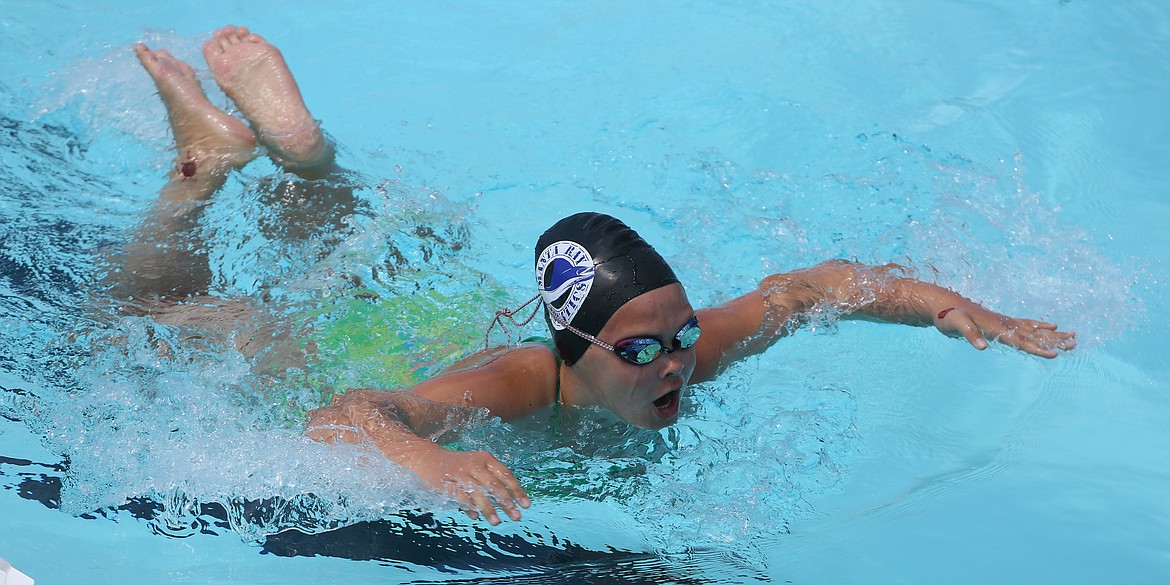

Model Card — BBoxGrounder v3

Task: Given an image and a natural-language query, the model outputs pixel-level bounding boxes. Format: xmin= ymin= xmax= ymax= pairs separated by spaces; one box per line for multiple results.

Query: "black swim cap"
xmin=534 ymin=212 xmax=679 ymax=365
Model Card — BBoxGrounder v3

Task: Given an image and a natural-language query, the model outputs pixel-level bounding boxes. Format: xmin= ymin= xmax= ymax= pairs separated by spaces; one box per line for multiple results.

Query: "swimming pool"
xmin=2 ymin=0 xmax=1168 ymax=583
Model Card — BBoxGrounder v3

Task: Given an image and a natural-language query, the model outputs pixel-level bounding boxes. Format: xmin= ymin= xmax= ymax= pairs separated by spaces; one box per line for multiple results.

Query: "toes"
xmin=205 ymin=25 xmax=264 ymax=58
xmin=223 ymin=25 xmax=251 ymax=46
xmin=202 ymin=38 xmax=222 ymax=60
xmin=236 ymin=26 xmax=261 ymax=44
xmin=217 ymin=31 xmax=234 ymax=52
xmin=211 ymin=26 xmax=235 ymax=52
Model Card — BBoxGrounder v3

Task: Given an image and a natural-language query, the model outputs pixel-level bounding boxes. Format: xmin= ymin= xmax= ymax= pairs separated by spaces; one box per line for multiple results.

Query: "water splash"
xmin=32 ymin=29 xmax=222 ymax=158
xmin=631 ymin=133 xmax=1144 ymax=347
xmin=2 ymin=26 xmax=1146 ymax=566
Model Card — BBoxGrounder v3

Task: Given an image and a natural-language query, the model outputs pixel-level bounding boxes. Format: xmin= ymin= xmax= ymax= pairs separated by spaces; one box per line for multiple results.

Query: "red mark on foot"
xmin=937 ymin=307 xmax=956 ymax=320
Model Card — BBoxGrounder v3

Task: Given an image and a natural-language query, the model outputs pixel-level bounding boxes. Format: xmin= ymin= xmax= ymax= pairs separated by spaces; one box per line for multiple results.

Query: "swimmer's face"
xmin=571 ymin=283 xmax=697 ymax=430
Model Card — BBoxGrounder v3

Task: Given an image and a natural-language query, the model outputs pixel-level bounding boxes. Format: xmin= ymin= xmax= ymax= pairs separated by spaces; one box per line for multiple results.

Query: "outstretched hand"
xmin=931 ymin=302 xmax=1076 ymax=358
xmin=409 ymin=448 xmax=531 ymax=525
xmin=305 ymin=389 xmax=531 ymax=525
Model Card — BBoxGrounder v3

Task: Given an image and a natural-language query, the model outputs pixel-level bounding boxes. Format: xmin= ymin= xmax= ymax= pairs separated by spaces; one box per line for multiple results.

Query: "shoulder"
xmin=689 ymin=262 xmax=879 ymax=382
xmin=691 ymin=290 xmax=768 ymax=382
xmin=411 ymin=342 xmax=560 ymax=421
xmin=689 ymin=268 xmax=823 ymax=382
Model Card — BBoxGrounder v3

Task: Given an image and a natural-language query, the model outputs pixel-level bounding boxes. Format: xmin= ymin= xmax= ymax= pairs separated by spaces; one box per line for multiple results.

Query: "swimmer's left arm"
xmin=694 ymin=260 xmax=893 ymax=380
xmin=827 ymin=261 xmax=1077 ymax=358
xmin=847 ymin=270 xmax=1081 ymax=360
xmin=691 ymin=260 xmax=1076 ymax=381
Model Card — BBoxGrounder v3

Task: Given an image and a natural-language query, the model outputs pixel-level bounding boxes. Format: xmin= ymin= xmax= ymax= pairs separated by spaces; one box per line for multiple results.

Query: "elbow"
xmin=305 ymin=388 xmax=408 ymax=439
xmin=304 ymin=402 xmax=362 ymax=444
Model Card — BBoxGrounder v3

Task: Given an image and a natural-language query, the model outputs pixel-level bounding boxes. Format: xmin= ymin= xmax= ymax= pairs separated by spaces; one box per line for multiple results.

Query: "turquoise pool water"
xmin=2 ymin=1 xmax=1168 ymax=583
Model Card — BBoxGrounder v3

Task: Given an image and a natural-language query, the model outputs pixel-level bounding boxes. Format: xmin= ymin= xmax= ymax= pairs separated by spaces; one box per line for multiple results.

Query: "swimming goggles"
xmin=554 ymin=314 xmax=701 ymax=365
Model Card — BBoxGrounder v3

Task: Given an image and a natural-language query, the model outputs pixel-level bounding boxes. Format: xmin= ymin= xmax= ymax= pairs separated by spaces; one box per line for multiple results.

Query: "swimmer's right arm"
xmin=305 ymin=390 xmax=529 ymax=525
xmin=304 ymin=344 xmax=557 ymax=524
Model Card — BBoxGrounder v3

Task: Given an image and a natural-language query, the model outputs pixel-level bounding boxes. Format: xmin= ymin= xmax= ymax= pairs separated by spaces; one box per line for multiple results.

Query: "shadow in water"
xmin=0 ymin=453 xmax=743 ymax=583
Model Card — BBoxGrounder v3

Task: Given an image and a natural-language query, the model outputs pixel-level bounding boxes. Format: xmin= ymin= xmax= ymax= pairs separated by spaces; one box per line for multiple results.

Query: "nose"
xmin=657 ymin=350 xmax=685 ymax=379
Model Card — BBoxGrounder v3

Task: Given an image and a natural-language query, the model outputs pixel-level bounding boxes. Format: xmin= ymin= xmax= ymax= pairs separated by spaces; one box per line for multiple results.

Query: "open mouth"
xmin=652 ymin=388 xmax=682 ymax=419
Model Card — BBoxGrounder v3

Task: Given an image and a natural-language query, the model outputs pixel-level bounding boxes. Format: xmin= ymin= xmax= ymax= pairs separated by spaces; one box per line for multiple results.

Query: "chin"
xmin=648 ymin=417 xmax=678 ymax=430
xmin=627 ymin=414 xmax=675 ymax=431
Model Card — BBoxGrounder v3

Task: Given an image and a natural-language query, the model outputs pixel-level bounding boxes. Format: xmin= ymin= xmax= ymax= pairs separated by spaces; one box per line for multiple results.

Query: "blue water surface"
xmin=2 ymin=1 xmax=1168 ymax=584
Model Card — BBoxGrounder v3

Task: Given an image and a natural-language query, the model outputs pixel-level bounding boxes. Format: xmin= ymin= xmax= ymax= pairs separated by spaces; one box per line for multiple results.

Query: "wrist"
xmin=899 ymin=279 xmax=963 ymax=326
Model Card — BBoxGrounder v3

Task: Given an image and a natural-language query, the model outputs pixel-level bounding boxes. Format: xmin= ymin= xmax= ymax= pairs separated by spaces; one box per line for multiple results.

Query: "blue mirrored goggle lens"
xmin=676 ymin=317 xmax=701 ymax=349
xmin=614 ymin=339 xmax=663 ymax=365
xmin=612 ymin=317 xmax=702 ymax=365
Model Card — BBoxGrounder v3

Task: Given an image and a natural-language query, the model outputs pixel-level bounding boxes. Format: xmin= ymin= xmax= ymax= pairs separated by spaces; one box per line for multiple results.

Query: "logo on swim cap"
xmin=536 ymin=240 xmax=595 ymax=330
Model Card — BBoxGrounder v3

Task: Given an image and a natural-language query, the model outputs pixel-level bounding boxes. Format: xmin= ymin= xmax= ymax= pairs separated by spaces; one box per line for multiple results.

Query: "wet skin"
xmin=126 ymin=27 xmax=1077 ymax=527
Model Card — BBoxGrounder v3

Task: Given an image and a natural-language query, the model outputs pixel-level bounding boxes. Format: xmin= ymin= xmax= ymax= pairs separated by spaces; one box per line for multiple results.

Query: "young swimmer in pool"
xmin=305 ymin=213 xmax=1077 ymax=526
xmin=128 ymin=26 xmax=1076 ymax=527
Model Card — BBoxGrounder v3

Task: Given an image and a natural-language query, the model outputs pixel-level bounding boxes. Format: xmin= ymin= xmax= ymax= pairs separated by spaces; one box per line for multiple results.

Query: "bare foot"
xmin=134 ymin=43 xmax=258 ymax=178
xmin=203 ymin=25 xmax=334 ymax=170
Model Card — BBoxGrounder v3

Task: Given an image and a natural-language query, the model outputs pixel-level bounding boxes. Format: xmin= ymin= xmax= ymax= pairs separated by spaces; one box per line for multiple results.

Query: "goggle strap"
xmin=484 ymin=293 xmax=543 ymax=349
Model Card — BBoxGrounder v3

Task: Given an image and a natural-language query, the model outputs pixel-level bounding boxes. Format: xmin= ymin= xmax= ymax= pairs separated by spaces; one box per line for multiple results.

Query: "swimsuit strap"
xmin=521 ymin=336 xmax=561 ymax=406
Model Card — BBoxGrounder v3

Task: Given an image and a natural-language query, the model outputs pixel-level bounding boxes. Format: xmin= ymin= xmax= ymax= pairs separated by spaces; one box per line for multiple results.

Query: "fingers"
xmin=937 ymin=309 xmax=989 ymax=350
xmin=962 ymin=326 xmax=990 ymax=351
xmin=1001 ymin=327 xmax=1077 ymax=359
xmin=440 ymin=452 xmax=530 ymax=525
xmin=463 ymin=488 xmax=504 ymax=526
xmin=935 ymin=308 xmax=1076 ymax=358
xmin=473 ymin=460 xmax=530 ymax=523
xmin=1023 ymin=320 xmax=1058 ymax=331
xmin=940 ymin=308 xmax=1076 ymax=358
xmin=1010 ymin=335 xmax=1059 ymax=359
xmin=452 ymin=479 xmax=523 ymax=525
xmin=483 ymin=461 xmax=531 ymax=520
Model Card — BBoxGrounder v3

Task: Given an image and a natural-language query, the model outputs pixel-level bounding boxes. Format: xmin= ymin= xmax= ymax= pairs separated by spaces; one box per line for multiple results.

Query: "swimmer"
xmin=306 ymin=213 xmax=1077 ymax=526
xmin=122 ymin=26 xmax=1076 ymax=528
